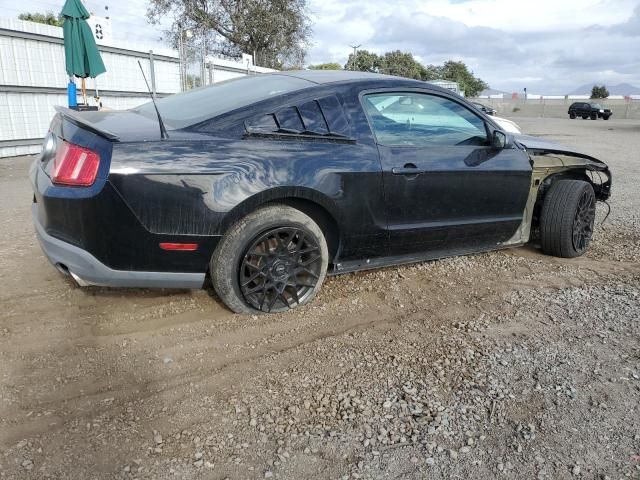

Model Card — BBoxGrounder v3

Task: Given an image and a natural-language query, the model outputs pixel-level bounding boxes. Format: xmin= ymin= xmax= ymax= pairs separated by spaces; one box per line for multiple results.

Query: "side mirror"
xmin=492 ymin=130 xmax=507 ymax=149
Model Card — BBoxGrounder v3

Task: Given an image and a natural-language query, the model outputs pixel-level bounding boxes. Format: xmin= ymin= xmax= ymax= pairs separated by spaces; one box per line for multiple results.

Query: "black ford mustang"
xmin=31 ymin=71 xmax=612 ymax=314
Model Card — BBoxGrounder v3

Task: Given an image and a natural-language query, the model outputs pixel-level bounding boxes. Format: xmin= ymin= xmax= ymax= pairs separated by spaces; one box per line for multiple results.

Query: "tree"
xmin=591 ymin=85 xmax=609 ymax=99
xmin=18 ymin=11 xmax=64 ymax=27
xmin=378 ymin=50 xmax=426 ymax=80
xmin=342 ymin=50 xmax=489 ymax=96
xmin=308 ymin=62 xmax=342 ymax=70
xmin=344 ymin=49 xmax=381 ymax=72
xmin=420 ymin=64 xmax=442 ymax=82
xmin=147 ymin=0 xmax=311 ymax=70
xmin=431 ymin=61 xmax=489 ymax=97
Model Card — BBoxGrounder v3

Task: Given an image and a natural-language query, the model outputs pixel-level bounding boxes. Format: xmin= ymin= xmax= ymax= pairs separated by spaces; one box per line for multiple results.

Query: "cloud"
xmin=306 ymin=0 xmax=640 ymax=93
xmin=614 ymin=3 xmax=640 ymax=35
xmin=7 ymin=0 xmax=639 ymax=93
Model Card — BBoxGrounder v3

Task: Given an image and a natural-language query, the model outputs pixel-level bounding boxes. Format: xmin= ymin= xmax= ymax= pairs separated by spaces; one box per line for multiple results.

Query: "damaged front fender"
xmin=499 ymin=134 xmax=612 ymax=247
xmin=513 ymin=133 xmax=612 ymax=200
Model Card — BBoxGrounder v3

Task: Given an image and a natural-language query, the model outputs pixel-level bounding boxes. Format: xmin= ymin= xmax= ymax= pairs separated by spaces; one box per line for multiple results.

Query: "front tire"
xmin=590 ymin=112 xmax=597 ymax=120
xmin=539 ymin=180 xmax=596 ymax=258
xmin=210 ymin=205 xmax=329 ymax=314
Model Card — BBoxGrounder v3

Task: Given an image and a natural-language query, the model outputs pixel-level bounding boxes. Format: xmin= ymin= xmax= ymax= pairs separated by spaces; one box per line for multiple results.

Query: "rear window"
xmin=133 ymin=75 xmax=314 ymax=129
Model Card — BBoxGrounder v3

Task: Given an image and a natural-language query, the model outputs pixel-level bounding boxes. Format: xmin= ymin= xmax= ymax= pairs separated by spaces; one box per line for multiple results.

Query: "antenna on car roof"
xmin=137 ymin=60 xmax=169 ymax=139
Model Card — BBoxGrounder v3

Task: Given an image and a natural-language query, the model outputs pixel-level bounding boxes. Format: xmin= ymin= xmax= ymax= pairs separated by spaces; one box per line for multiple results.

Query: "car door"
xmin=579 ymin=103 xmax=588 ymax=116
xmin=362 ymin=90 xmax=532 ymax=256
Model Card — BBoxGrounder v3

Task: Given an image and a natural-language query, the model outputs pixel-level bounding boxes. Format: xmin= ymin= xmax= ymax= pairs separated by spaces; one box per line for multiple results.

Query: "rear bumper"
xmin=32 ymin=204 xmax=205 ymax=289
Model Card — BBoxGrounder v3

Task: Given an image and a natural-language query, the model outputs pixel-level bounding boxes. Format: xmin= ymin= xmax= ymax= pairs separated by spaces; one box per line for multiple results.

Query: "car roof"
xmin=260 ymin=70 xmax=460 ymax=99
xmin=274 ymin=70 xmax=417 ymax=85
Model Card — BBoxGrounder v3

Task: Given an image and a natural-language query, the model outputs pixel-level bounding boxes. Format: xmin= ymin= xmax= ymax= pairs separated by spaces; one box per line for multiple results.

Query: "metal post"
xmin=200 ymin=42 xmax=206 ymax=86
xmin=208 ymin=62 xmax=213 ymax=85
xmin=178 ymin=32 xmax=184 ymax=91
xmin=148 ymin=50 xmax=157 ymax=99
xmin=349 ymin=44 xmax=361 ymax=71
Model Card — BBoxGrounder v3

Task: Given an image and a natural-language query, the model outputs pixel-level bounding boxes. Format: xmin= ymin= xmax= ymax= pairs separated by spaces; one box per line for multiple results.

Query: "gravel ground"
xmin=0 ymin=117 xmax=639 ymax=479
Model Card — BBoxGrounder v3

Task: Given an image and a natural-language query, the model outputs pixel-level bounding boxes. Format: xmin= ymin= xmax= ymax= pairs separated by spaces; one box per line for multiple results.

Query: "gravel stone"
xmin=1 ymin=120 xmax=639 ymax=479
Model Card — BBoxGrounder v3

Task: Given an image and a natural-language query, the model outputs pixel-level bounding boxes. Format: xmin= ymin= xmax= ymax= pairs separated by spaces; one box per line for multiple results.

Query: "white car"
xmin=492 ymin=116 xmax=522 ymax=134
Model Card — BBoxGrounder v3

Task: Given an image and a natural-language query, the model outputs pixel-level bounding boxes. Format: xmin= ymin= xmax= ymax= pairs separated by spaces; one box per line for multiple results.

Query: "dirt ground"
xmin=1 ymin=117 xmax=639 ymax=480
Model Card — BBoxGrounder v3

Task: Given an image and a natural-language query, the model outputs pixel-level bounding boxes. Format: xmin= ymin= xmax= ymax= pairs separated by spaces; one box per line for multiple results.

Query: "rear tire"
xmin=569 ymin=112 xmax=576 ymax=119
xmin=210 ymin=205 xmax=329 ymax=314
xmin=539 ymin=180 xmax=596 ymax=258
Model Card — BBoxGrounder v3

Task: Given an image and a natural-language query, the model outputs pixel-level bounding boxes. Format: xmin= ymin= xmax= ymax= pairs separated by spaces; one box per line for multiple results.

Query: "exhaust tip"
xmin=55 ymin=263 xmax=71 ymax=276
xmin=69 ymin=271 xmax=91 ymax=287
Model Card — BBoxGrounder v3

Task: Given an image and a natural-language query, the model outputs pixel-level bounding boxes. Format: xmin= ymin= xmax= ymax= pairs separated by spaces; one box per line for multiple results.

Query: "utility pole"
xmin=349 ymin=44 xmax=361 ymax=71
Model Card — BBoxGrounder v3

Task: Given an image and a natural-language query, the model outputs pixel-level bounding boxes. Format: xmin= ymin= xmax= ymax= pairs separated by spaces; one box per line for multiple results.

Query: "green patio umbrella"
xmin=61 ymin=0 xmax=106 ymax=106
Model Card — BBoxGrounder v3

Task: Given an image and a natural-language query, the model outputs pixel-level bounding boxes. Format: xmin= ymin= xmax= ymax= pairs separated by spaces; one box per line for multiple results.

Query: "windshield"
xmin=591 ymin=103 xmax=603 ymax=109
xmin=133 ymin=74 xmax=315 ymax=129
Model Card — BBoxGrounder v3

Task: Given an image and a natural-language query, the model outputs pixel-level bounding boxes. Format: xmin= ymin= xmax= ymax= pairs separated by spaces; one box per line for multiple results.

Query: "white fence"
xmin=0 ymin=18 xmax=276 ymax=158
xmin=0 ymin=18 xmax=181 ymax=157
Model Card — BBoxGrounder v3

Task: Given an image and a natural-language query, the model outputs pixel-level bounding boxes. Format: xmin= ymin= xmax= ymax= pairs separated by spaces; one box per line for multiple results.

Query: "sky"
xmin=2 ymin=0 xmax=639 ymax=94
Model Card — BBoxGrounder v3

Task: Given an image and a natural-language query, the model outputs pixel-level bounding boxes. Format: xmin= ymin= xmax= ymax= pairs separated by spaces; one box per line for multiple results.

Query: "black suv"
xmin=568 ymin=102 xmax=612 ymax=120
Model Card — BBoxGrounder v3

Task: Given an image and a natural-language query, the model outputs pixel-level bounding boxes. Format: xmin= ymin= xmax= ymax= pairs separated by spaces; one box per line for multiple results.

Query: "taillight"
xmin=51 ymin=141 xmax=100 ymax=187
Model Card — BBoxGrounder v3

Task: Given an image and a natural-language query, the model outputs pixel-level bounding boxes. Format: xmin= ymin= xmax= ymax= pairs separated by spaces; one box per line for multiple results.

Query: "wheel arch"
xmin=218 ymin=187 xmax=342 ymax=263
xmin=530 ymin=166 xmax=609 ymax=239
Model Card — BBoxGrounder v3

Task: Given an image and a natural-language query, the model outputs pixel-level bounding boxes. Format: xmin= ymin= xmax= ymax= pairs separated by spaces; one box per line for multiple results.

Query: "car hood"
xmin=513 ymin=134 xmax=608 ymax=168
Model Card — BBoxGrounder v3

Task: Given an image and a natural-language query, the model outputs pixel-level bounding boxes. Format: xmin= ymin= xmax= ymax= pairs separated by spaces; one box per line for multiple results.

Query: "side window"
xmin=245 ymin=95 xmax=350 ymax=138
xmin=363 ymin=92 xmax=488 ymax=147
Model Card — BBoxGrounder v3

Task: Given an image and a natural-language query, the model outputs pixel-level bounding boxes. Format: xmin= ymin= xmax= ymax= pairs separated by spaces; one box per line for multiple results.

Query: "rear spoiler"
xmin=54 ymin=106 xmax=120 ymax=141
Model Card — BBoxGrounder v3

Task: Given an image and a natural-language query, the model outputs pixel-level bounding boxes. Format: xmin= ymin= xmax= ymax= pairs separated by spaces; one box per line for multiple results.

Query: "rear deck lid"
xmin=54 ymin=106 xmax=174 ymax=142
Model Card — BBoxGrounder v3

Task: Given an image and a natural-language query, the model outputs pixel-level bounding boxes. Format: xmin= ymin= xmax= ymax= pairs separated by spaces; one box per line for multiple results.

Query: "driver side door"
xmin=362 ymin=90 xmax=532 ymax=256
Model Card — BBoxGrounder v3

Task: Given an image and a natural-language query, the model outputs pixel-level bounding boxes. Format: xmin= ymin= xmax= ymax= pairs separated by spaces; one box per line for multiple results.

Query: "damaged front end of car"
xmin=499 ymin=134 xmax=612 ymax=247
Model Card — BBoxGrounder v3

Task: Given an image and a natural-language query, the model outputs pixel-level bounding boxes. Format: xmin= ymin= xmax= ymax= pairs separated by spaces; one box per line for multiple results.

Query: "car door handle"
xmin=392 ymin=163 xmax=422 ymax=175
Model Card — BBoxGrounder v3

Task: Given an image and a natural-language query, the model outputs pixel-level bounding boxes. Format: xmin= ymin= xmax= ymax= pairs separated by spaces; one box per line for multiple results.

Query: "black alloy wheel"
xmin=210 ymin=204 xmax=329 ymax=314
xmin=571 ymin=188 xmax=596 ymax=253
xmin=239 ymin=227 xmax=323 ymax=313
xmin=539 ymin=180 xmax=596 ymax=258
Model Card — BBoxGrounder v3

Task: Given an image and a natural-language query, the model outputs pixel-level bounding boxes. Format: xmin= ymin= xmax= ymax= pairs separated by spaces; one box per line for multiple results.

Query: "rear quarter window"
xmin=276 ymin=107 xmax=304 ymax=132
xmin=245 ymin=95 xmax=350 ymax=138
xmin=297 ymin=100 xmax=329 ymax=135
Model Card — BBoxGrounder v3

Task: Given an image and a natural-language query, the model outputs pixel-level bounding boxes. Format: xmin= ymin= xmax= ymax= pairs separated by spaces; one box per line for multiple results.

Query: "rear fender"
xmin=220 ymin=186 xmax=342 ymax=233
